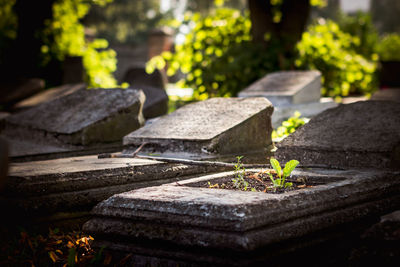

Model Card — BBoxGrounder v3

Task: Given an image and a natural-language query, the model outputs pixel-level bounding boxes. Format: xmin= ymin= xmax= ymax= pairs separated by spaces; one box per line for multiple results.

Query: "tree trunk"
xmin=2 ymin=0 xmax=55 ymax=80
xmin=248 ymin=0 xmax=310 ymax=58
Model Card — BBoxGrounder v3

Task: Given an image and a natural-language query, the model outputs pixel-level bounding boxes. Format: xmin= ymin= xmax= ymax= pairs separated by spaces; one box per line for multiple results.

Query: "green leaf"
xmin=273 ymin=178 xmax=282 ymax=187
xmin=268 ymin=173 xmax=275 ymax=184
xmin=285 ymin=182 xmax=293 ymax=188
xmin=283 ymin=160 xmax=299 ymax=179
xmin=270 ymin=158 xmax=282 ymax=179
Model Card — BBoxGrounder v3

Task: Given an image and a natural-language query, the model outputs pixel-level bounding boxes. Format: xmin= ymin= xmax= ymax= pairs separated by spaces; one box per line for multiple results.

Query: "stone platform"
xmin=83 ymin=167 xmax=400 ymax=266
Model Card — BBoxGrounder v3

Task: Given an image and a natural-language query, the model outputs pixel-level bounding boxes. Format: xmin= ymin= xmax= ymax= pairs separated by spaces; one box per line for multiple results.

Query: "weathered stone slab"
xmin=349 ymin=210 xmax=400 ymax=266
xmin=275 ymin=101 xmax=400 ymax=169
xmin=2 ymin=88 xmax=146 ymax=159
xmin=272 ymin=97 xmax=338 ymax=128
xmin=1 ymin=155 xmax=229 ymax=223
xmin=83 ymin=168 xmax=400 ymax=266
xmin=238 ymin=70 xmax=321 ymax=106
xmin=138 ymin=86 xmax=169 ymax=119
xmin=123 ymin=97 xmax=274 ymax=159
xmin=371 ymin=88 xmax=400 ymax=103
xmin=14 ymin=83 xmax=85 ymax=110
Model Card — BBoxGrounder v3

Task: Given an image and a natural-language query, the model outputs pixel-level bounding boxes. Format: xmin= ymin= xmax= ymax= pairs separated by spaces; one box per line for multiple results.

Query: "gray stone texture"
xmin=371 ymin=88 xmax=400 ymax=103
xmin=14 ymin=83 xmax=85 ymax=110
xmin=1 ymin=155 xmax=230 ymax=222
xmin=3 ymin=88 xmax=145 ymax=151
xmin=276 ymin=101 xmax=400 ymax=169
xmin=124 ymin=97 xmax=274 ymax=157
xmin=349 ymin=210 xmax=400 ymax=266
xmin=238 ymin=70 xmax=321 ymax=106
xmin=272 ymin=97 xmax=338 ymax=128
xmin=83 ymin=168 xmax=400 ymax=265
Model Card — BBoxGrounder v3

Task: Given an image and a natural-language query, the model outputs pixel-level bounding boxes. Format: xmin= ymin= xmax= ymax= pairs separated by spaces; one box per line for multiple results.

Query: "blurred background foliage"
xmin=272 ymin=111 xmax=309 ymax=141
xmin=0 ymin=0 xmax=122 ymax=88
xmin=0 ymin=0 xmax=400 ymax=95
xmin=296 ymin=19 xmax=377 ymax=97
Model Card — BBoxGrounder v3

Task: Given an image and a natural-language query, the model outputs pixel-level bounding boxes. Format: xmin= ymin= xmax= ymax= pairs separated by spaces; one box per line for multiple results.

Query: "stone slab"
xmin=2 ymin=88 xmax=146 ymax=159
xmin=238 ymin=70 xmax=321 ymax=106
xmin=83 ymin=168 xmax=400 ymax=265
xmin=13 ymin=83 xmax=85 ymax=110
xmin=349 ymin=209 xmax=400 ymax=265
xmin=276 ymin=101 xmax=400 ymax=169
xmin=123 ymin=97 xmax=274 ymax=158
xmin=272 ymin=97 xmax=338 ymax=128
xmin=139 ymin=86 xmax=169 ymax=119
xmin=1 ymin=155 xmax=230 ymax=222
xmin=371 ymin=88 xmax=400 ymax=103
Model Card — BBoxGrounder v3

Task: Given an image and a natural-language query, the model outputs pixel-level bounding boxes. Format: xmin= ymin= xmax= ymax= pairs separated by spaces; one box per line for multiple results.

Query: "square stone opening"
xmin=184 ymin=169 xmax=347 ymax=193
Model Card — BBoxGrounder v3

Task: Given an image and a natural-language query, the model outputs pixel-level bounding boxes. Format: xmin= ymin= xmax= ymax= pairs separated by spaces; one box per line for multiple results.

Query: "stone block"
xmin=371 ymin=88 xmax=400 ymax=103
xmin=123 ymin=65 xmax=169 ymax=119
xmin=2 ymin=88 xmax=146 ymax=159
xmin=138 ymin=86 xmax=169 ymax=119
xmin=123 ymin=97 xmax=274 ymax=159
xmin=271 ymin=97 xmax=338 ymax=128
xmin=83 ymin=168 xmax=400 ymax=266
xmin=1 ymin=155 xmax=229 ymax=223
xmin=238 ymin=70 xmax=321 ymax=106
xmin=275 ymin=101 xmax=400 ymax=169
xmin=14 ymin=83 xmax=85 ymax=110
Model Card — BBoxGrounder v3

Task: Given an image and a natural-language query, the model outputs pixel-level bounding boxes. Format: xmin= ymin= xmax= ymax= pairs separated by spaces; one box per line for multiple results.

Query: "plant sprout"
xmin=269 ymin=158 xmax=299 ymax=190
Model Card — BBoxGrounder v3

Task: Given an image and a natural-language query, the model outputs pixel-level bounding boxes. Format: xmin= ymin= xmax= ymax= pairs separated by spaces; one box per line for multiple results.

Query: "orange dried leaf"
xmin=48 ymin=251 xmax=58 ymax=262
xmin=67 ymin=241 xmax=74 ymax=248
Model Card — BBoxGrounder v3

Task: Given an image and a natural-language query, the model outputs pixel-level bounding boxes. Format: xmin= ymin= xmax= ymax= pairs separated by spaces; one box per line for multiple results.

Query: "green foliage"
xmin=147 ymin=8 xmax=283 ymax=99
xmin=41 ymin=0 xmax=120 ymax=88
xmin=296 ymin=19 xmax=377 ymax=97
xmin=272 ymin=111 xmax=309 ymax=141
xmin=268 ymin=158 xmax=299 ymax=190
xmin=0 ymin=0 xmax=17 ymax=63
xmin=337 ymin=11 xmax=379 ymax=59
xmin=0 ymin=0 xmax=17 ymax=40
xmin=377 ymin=34 xmax=400 ymax=61
xmin=232 ymin=156 xmax=255 ymax=192
xmin=85 ymin=0 xmax=165 ymax=45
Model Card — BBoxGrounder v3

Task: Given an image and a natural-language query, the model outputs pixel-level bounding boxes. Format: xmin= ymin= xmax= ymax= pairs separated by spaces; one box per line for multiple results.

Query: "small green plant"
xmin=268 ymin=158 xmax=299 ymax=191
xmin=232 ymin=156 xmax=256 ymax=192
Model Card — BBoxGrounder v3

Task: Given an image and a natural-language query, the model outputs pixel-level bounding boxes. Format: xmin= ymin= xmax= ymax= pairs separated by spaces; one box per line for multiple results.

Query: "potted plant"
xmin=376 ymin=34 xmax=400 ymax=88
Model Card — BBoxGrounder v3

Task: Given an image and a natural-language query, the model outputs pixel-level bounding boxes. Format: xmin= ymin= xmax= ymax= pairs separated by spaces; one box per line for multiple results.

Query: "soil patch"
xmin=188 ymin=171 xmax=319 ymax=193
